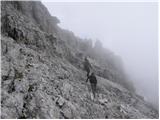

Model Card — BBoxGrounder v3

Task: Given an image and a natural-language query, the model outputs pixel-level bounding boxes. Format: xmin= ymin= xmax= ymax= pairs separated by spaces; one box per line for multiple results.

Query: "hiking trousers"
xmin=90 ymin=83 xmax=96 ymax=98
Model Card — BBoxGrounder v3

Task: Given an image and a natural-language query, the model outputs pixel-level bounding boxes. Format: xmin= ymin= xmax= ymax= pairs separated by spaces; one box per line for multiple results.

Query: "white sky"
xmin=42 ymin=2 xmax=159 ymax=109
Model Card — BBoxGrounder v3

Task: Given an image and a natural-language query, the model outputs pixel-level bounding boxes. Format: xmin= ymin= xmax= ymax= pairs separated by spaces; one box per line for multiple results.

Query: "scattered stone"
xmin=1 ymin=1 xmax=158 ymax=119
xmin=119 ymin=104 xmax=128 ymax=114
xmin=56 ymin=96 xmax=65 ymax=108
xmin=99 ymin=98 xmax=108 ymax=105
xmin=60 ymin=108 xmax=72 ymax=119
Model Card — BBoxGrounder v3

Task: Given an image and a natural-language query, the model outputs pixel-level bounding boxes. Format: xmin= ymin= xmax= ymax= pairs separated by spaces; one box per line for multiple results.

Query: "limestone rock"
xmin=56 ymin=96 xmax=65 ymax=108
xmin=1 ymin=1 xmax=158 ymax=119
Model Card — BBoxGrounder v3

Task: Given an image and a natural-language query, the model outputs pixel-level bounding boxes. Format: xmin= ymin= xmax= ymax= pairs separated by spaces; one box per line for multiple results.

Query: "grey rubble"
xmin=1 ymin=1 xmax=158 ymax=119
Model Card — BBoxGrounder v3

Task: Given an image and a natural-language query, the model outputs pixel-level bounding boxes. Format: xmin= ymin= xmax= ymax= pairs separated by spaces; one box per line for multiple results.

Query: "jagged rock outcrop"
xmin=1 ymin=1 xmax=158 ymax=119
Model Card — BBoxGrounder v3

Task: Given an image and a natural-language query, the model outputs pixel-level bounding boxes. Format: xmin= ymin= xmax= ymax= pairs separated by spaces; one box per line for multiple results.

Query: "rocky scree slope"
xmin=1 ymin=1 xmax=158 ymax=119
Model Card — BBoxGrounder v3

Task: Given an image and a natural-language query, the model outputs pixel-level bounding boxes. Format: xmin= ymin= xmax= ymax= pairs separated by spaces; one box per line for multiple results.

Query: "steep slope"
xmin=1 ymin=1 xmax=158 ymax=119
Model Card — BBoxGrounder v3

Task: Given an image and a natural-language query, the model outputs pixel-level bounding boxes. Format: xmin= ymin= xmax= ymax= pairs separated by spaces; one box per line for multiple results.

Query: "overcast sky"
xmin=42 ymin=2 xmax=158 ymax=109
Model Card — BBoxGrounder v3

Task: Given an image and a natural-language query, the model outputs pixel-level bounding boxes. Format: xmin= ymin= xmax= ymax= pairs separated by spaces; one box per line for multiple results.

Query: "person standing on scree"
xmin=83 ymin=56 xmax=92 ymax=78
xmin=86 ymin=72 xmax=97 ymax=99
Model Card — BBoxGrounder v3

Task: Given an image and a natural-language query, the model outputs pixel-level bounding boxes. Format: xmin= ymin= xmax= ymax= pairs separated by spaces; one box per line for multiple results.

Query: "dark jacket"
xmin=87 ymin=73 xmax=97 ymax=84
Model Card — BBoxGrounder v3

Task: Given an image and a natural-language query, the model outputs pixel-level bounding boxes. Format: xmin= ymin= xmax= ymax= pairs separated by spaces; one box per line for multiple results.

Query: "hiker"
xmin=83 ymin=57 xmax=92 ymax=78
xmin=86 ymin=72 xmax=97 ymax=99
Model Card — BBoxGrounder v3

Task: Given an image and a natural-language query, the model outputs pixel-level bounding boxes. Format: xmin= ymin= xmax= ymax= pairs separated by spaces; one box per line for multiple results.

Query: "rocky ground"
xmin=1 ymin=1 xmax=159 ymax=119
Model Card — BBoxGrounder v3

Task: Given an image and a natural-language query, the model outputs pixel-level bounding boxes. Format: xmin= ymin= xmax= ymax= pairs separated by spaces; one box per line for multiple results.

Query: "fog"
xmin=42 ymin=2 xmax=159 ymax=110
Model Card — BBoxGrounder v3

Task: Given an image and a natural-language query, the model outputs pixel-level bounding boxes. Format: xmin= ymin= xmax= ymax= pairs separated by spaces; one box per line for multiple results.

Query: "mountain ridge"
xmin=1 ymin=1 xmax=158 ymax=118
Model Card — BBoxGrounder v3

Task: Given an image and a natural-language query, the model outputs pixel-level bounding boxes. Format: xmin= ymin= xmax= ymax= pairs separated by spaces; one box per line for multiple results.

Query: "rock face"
xmin=1 ymin=1 xmax=158 ymax=119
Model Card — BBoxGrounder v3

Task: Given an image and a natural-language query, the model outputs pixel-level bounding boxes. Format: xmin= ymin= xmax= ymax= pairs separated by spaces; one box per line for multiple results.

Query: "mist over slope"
xmin=42 ymin=2 xmax=159 ymax=110
xmin=1 ymin=1 xmax=158 ymax=118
